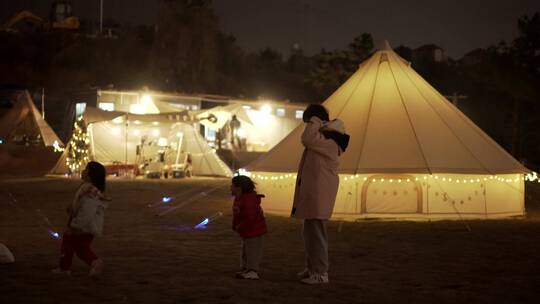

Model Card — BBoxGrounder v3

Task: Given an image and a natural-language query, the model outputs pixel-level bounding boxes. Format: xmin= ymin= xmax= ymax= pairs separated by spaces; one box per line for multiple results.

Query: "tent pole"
xmin=125 ymin=113 xmax=128 ymax=170
xmin=175 ymin=133 xmax=184 ymax=165
xmin=41 ymin=87 xmax=45 ymax=119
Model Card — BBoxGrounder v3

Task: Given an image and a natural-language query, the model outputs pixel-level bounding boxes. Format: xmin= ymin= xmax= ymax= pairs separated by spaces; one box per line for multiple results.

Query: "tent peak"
xmin=379 ymin=40 xmax=392 ymax=51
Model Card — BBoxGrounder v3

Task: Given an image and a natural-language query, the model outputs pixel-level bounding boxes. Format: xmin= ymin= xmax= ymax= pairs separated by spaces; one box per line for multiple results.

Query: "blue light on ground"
xmin=162 ymin=196 xmax=172 ymax=203
xmin=49 ymin=230 xmax=60 ymax=239
xmin=194 ymin=218 xmax=209 ymax=229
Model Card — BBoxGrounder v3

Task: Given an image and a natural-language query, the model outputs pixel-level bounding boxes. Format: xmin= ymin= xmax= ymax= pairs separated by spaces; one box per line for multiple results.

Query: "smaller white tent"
xmin=0 ymin=90 xmax=62 ymax=147
xmin=51 ymin=107 xmax=231 ymax=177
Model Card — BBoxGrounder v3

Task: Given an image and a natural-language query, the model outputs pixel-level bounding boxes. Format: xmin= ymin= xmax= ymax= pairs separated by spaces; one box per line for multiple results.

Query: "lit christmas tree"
xmin=66 ymin=117 xmax=90 ymax=175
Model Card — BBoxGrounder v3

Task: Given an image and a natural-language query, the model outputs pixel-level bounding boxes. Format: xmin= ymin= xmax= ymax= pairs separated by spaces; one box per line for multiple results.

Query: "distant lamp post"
xmin=99 ymin=0 xmax=103 ymax=35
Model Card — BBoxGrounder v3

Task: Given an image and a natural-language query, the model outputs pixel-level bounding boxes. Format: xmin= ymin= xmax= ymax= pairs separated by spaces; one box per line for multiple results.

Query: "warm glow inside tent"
xmin=196 ymin=103 xmax=301 ymax=152
xmin=51 ymin=107 xmax=231 ymax=177
xmin=246 ymin=43 xmax=529 ymax=220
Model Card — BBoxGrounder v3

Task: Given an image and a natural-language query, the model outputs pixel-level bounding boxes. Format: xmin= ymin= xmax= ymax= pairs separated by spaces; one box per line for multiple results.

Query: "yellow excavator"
xmin=2 ymin=1 xmax=80 ymax=32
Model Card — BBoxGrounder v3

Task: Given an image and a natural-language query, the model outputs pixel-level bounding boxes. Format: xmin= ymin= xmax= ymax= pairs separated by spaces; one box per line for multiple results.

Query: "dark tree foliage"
xmin=0 ymin=3 xmax=538 ymax=167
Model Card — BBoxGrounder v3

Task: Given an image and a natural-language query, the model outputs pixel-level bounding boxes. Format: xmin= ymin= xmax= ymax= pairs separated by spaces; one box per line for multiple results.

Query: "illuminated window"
xmin=295 ymin=110 xmax=304 ymax=119
xmin=98 ymin=102 xmax=114 ymax=111
xmin=75 ymin=103 xmax=86 ymax=117
xmin=276 ymin=108 xmax=285 ymax=117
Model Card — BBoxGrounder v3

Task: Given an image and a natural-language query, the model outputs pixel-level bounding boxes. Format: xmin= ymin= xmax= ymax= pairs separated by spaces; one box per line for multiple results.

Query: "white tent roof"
xmin=247 ymin=43 xmax=528 ymax=175
xmin=0 ymin=90 xmax=62 ymax=147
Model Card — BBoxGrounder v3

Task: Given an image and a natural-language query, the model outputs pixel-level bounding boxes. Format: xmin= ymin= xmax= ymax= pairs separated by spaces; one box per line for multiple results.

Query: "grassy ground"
xmin=1 ymin=177 xmax=540 ymax=304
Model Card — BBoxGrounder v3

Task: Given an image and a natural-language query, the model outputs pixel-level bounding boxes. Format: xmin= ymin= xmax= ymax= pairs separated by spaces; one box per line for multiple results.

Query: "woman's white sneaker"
xmin=236 ymin=270 xmax=259 ymax=280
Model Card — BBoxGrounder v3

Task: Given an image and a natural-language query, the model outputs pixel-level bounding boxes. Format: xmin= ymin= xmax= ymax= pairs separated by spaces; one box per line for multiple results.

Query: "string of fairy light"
xmin=245 ymin=171 xmax=540 ymax=184
xmin=65 ymin=116 xmax=90 ymax=173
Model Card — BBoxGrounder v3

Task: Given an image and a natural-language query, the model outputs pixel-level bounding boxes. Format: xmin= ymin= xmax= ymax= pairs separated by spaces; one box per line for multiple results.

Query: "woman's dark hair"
xmin=86 ymin=161 xmax=106 ymax=192
xmin=303 ymin=104 xmax=329 ymax=122
xmin=232 ymin=175 xmax=256 ymax=193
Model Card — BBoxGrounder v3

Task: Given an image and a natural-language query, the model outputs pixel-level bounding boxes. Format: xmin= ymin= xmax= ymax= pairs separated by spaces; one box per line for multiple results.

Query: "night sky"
xmin=1 ymin=0 xmax=540 ymax=57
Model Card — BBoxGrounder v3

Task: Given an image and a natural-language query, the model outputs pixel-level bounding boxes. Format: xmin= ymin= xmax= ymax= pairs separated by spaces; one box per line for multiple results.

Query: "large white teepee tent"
xmin=51 ymin=107 xmax=231 ymax=177
xmin=0 ymin=90 xmax=62 ymax=147
xmin=246 ymin=42 xmax=529 ymax=220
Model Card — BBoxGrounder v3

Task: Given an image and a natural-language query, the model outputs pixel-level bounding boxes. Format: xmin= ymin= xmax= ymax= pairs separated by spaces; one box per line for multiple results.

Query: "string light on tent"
xmin=248 ymin=171 xmax=540 ymax=186
xmin=251 ymin=172 xmax=536 ymax=185
xmin=53 ymin=140 xmax=64 ymax=152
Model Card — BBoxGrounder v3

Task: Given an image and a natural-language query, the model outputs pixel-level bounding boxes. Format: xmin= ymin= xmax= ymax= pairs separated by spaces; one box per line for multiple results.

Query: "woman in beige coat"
xmin=292 ymin=104 xmax=349 ymax=285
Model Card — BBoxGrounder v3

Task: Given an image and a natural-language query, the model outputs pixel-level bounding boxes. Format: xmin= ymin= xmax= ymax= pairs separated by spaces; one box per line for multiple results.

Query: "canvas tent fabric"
xmin=246 ymin=43 xmax=528 ymax=220
xmin=195 ymin=103 xmax=255 ymax=130
xmin=0 ymin=90 xmax=62 ymax=147
xmin=107 ymin=95 xmax=186 ymax=114
xmin=51 ymin=107 xmax=231 ymax=177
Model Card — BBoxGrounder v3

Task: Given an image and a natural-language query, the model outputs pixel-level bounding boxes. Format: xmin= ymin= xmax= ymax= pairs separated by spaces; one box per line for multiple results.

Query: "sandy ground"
xmin=1 ymin=177 xmax=540 ymax=304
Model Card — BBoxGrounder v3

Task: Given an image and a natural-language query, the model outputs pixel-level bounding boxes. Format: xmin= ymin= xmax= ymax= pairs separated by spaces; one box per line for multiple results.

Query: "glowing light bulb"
xmin=162 ymin=196 xmax=173 ymax=203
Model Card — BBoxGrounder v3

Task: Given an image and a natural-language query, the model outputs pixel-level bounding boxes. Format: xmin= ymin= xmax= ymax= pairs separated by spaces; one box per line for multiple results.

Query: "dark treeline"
xmin=0 ymin=1 xmax=539 ymax=168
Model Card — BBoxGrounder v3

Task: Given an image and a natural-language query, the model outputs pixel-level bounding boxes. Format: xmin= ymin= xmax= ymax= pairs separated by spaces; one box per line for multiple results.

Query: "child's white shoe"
xmin=300 ymin=272 xmax=329 ymax=284
xmin=236 ymin=270 xmax=259 ymax=280
xmin=51 ymin=267 xmax=71 ymax=276
xmin=89 ymin=259 xmax=104 ymax=277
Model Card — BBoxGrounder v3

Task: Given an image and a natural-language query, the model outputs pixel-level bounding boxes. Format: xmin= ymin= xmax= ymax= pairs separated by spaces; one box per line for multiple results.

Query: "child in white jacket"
xmin=52 ymin=161 xmax=109 ymax=277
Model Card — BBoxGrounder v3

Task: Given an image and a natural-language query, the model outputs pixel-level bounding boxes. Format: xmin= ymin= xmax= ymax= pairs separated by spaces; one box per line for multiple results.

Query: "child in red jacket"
xmin=231 ymin=175 xmax=267 ymax=280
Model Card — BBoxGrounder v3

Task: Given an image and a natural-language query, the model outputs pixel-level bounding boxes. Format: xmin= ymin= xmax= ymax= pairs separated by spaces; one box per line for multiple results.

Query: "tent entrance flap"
xmin=360 ymin=174 xmax=422 ymax=214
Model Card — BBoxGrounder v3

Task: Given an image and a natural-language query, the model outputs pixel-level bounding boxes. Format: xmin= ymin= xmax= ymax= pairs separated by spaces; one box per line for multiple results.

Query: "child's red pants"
xmin=59 ymin=234 xmax=98 ymax=270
